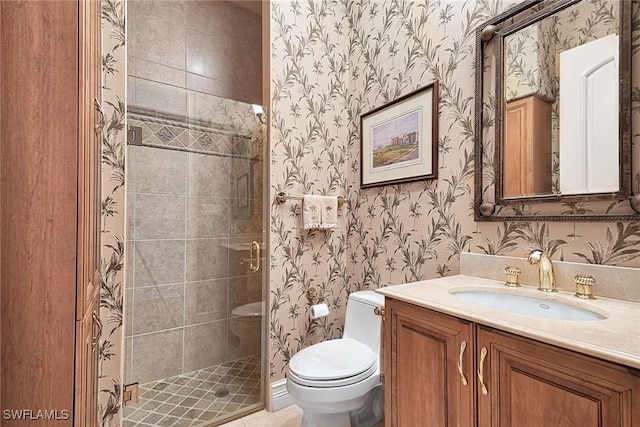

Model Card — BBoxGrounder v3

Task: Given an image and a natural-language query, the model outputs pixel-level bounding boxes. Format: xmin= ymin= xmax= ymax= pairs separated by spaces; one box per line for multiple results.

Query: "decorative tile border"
xmin=128 ymin=109 xmax=255 ymax=159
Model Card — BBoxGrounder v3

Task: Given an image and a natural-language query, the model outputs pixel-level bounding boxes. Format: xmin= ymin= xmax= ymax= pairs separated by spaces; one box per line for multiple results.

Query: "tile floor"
xmin=218 ymin=405 xmax=302 ymax=427
xmin=124 ymin=355 xmax=262 ymax=427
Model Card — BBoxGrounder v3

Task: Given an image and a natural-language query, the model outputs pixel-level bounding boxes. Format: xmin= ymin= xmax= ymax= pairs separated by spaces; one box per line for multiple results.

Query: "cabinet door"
xmin=503 ymin=95 xmax=552 ymax=198
xmin=1 ymin=1 xmax=79 ymax=422
xmin=385 ymin=299 xmax=474 ymax=427
xmin=477 ymin=326 xmax=640 ymax=427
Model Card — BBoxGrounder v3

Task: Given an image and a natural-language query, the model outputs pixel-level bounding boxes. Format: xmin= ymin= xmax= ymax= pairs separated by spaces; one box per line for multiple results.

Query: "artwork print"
xmin=360 ymin=82 xmax=439 ymax=188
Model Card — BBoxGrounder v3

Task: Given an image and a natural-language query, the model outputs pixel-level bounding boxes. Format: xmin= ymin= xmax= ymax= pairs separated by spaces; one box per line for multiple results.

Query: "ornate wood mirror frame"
xmin=474 ymin=0 xmax=640 ymax=221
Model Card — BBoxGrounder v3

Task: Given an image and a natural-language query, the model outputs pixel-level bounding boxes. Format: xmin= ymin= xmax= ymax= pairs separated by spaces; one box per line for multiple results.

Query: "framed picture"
xmin=360 ymin=82 xmax=439 ymax=188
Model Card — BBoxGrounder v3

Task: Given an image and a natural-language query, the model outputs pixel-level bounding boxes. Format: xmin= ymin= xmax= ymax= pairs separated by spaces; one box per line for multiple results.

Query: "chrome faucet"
xmin=527 ymin=250 xmax=556 ymax=292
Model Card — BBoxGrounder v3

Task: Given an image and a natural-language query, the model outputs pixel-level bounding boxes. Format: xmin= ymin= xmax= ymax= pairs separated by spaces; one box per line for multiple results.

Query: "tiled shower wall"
xmin=124 ymin=104 xmax=264 ymax=385
xmin=127 ymin=0 xmax=262 ymax=111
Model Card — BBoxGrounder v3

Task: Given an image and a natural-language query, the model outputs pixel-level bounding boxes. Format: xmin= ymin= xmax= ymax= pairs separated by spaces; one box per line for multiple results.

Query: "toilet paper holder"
xmin=310 ymin=303 xmax=330 ymax=320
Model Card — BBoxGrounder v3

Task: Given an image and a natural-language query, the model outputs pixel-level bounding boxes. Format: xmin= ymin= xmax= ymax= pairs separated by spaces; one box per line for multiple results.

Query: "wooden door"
xmin=477 ymin=325 xmax=640 ymax=427
xmin=1 ymin=1 xmax=101 ymax=424
xmin=384 ymin=299 xmax=474 ymax=427
xmin=0 ymin=1 xmax=80 ymax=424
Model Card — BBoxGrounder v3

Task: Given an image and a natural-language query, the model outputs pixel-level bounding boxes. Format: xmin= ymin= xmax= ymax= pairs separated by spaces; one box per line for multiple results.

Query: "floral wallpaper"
xmin=504 ymin=20 xmax=555 ymax=101
xmin=99 ymin=0 xmax=126 ymax=425
xmin=505 ymin=0 xmax=618 ymax=101
xmin=269 ymin=0 xmax=351 ymax=381
xmin=348 ymin=0 xmax=640 ymax=282
xmin=269 ymin=0 xmax=640 ymax=383
xmin=346 ymin=0 xmax=493 ymax=292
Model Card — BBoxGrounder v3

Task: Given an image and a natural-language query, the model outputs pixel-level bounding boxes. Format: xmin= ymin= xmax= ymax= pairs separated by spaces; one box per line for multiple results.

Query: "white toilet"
xmin=286 ymin=290 xmax=385 ymax=427
xmin=229 ymin=301 xmax=265 ymax=353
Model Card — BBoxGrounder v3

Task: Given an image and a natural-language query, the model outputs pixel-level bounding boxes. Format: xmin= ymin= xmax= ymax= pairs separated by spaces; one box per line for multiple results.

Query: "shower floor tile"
xmin=124 ymin=354 xmax=262 ymax=427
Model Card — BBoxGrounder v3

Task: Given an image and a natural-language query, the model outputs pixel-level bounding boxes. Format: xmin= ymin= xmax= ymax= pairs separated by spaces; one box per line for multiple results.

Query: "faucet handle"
xmin=574 ymin=274 xmax=596 ymax=299
xmin=504 ymin=266 xmax=521 ymax=287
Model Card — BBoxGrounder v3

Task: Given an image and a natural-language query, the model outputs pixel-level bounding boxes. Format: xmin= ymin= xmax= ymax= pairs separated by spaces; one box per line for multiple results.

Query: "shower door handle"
xmin=249 ymin=241 xmax=260 ymax=272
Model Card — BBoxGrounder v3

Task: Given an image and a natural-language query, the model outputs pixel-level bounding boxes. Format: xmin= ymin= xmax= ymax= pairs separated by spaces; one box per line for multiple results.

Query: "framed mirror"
xmin=474 ymin=0 xmax=640 ymax=221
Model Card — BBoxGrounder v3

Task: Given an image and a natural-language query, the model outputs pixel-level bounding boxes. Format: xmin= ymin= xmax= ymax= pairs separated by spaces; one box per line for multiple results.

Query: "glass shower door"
xmin=123 ymin=97 xmax=267 ymax=426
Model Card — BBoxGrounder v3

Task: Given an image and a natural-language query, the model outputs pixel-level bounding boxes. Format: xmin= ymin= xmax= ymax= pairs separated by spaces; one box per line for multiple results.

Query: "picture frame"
xmin=360 ymin=82 xmax=439 ymax=188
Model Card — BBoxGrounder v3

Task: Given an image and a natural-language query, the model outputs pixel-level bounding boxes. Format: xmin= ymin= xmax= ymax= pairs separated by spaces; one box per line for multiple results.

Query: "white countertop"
xmin=376 ymin=275 xmax=640 ymax=369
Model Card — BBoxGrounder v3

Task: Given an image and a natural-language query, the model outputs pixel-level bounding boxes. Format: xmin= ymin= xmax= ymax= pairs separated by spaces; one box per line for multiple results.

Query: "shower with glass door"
xmin=122 ymin=1 xmax=267 ymax=426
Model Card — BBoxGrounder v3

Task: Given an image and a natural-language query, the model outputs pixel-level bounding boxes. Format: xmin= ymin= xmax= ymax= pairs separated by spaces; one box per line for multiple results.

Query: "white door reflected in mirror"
xmin=559 ymin=34 xmax=619 ymax=195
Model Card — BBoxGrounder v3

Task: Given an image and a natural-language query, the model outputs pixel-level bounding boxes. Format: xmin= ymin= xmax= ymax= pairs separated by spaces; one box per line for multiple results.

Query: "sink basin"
xmin=450 ymin=290 xmax=607 ymax=321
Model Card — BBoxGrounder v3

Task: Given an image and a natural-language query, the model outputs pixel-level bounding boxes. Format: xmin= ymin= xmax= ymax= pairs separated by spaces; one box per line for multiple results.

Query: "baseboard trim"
xmin=271 ymin=378 xmax=293 ymax=411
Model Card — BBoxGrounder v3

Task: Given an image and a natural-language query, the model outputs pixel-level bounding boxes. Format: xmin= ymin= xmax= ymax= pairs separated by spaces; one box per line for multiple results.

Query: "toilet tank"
xmin=343 ymin=290 xmax=385 ymax=353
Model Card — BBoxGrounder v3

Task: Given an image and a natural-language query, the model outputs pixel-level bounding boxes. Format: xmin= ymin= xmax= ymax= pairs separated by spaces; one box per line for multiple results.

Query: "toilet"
xmin=286 ymin=290 xmax=385 ymax=427
xmin=229 ymin=301 xmax=265 ymax=353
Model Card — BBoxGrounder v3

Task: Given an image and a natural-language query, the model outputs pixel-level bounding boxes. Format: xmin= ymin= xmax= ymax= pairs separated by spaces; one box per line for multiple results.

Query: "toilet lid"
xmin=288 ymin=338 xmax=377 ymax=382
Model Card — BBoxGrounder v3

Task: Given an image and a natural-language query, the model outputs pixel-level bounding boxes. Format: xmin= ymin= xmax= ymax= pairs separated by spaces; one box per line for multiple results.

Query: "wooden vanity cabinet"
xmin=477 ymin=325 xmax=640 ymax=427
xmin=384 ymin=298 xmax=640 ymax=427
xmin=384 ymin=298 xmax=474 ymax=427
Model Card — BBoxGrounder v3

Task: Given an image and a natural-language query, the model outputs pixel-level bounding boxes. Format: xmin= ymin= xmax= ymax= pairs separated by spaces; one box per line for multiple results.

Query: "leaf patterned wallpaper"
xmin=504 ymin=21 xmax=556 ymax=102
xmin=269 ymin=0 xmax=352 ymax=381
xmin=269 ymin=0 xmax=640 ymax=382
xmin=100 ymin=0 xmax=126 ymax=425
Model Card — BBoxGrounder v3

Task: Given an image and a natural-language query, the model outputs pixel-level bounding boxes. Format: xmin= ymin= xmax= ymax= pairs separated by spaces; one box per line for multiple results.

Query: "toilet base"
xmin=301 ymin=411 xmax=351 ymax=427
xmin=297 ymin=384 xmax=383 ymax=427
xmin=350 ymin=384 xmax=383 ymax=427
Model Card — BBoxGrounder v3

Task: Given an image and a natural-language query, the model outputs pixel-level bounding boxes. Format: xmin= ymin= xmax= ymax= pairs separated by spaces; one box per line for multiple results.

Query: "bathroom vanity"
xmin=377 ymin=275 xmax=640 ymax=427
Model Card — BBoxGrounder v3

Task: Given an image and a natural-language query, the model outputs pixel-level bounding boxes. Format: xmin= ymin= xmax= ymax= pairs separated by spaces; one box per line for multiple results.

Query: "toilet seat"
xmin=230 ymin=301 xmax=265 ymax=317
xmin=288 ymin=338 xmax=377 ymax=388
